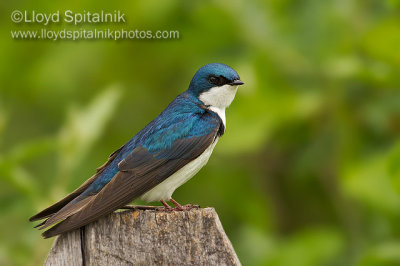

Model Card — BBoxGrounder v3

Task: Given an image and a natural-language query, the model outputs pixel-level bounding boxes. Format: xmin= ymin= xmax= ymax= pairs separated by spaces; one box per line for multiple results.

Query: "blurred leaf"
xmin=267 ymin=228 xmax=343 ymax=266
xmin=5 ymin=138 xmax=56 ymax=165
xmin=58 ymin=86 xmax=122 ymax=175
xmin=0 ymin=165 xmax=36 ymax=197
xmin=363 ymin=18 xmax=400 ymax=66
xmin=234 ymin=225 xmax=273 ymax=266
xmin=359 ymin=241 xmax=400 ymax=266
xmin=342 ymin=148 xmax=400 ymax=215
xmin=0 ymin=102 xmax=7 ymax=149
xmin=387 ymin=142 xmax=400 ymax=194
xmin=0 ymin=138 xmax=56 ymax=197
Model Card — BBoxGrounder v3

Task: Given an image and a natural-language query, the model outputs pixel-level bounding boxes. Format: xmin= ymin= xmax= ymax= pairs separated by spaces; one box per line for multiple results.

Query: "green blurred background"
xmin=1 ymin=0 xmax=400 ymax=265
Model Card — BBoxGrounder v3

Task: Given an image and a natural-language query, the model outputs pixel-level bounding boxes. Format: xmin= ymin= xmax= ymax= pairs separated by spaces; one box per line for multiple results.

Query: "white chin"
xmin=199 ymin=84 xmax=238 ymax=110
xmin=198 ymin=84 xmax=238 ymax=127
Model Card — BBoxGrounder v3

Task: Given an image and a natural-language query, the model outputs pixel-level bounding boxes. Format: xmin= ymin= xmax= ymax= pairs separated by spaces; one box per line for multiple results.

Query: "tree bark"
xmin=44 ymin=207 xmax=241 ymax=266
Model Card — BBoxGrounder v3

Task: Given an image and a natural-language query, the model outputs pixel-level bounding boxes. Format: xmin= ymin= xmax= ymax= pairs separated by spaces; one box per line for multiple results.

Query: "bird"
xmin=30 ymin=63 xmax=244 ymax=238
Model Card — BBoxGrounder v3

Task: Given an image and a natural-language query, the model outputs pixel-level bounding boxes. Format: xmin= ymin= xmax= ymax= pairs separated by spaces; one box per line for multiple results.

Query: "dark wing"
xmin=29 ymin=145 xmax=125 ymax=222
xmin=41 ymin=122 xmax=221 ymax=238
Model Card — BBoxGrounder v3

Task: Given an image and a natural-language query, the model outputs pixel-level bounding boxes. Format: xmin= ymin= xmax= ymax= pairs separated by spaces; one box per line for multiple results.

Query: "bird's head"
xmin=188 ymin=63 xmax=244 ymax=110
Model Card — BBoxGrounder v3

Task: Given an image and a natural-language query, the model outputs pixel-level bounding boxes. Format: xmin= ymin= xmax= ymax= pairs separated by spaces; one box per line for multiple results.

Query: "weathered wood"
xmin=44 ymin=228 xmax=82 ymax=266
xmin=44 ymin=207 xmax=241 ymax=266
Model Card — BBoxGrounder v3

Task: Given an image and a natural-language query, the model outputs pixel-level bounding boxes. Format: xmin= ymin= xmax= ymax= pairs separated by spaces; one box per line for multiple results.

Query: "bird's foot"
xmin=182 ymin=204 xmax=200 ymax=210
xmin=169 ymin=198 xmax=185 ymax=211
xmin=168 ymin=204 xmax=199 ymax=211
xmin=160 ymin=200 xmax=174 ymax=212
xmin=170 ymin=198 xmax=200 ymax=211
xmin=159 ymin=199 xmax=200 ymax=211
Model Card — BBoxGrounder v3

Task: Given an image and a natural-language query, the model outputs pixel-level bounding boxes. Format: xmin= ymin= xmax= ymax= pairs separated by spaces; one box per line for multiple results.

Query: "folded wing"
xmin=40 ymin=113 xmax=222 ymax=238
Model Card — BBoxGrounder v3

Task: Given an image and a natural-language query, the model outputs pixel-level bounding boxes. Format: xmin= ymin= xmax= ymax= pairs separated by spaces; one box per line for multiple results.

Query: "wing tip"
xmin=41 ymin=220 xmax=83 ymax=239
xmin=29 ymin=213 xmax=44 ymax=222
xmin=41 ymin=222 xmax=64 ymax=238
xmin=33 ymin=220 xmax=47 ymax=228
xmin=42 ymin=230 xmax=56 ymax=239
xmin=29 ymin=204 xmax=64 ymax=222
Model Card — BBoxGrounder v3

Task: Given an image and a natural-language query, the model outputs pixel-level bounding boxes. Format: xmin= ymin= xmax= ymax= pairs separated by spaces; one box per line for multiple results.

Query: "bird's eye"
xmin=208 ymin=75 xmax=226 ymax=86
xmin=208 ymin=76 xmax=218 ymax=85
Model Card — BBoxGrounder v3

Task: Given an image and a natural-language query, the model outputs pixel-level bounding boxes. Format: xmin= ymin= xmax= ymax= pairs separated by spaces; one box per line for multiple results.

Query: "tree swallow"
xmin=30 ymin=63 xmax=244 ymax=238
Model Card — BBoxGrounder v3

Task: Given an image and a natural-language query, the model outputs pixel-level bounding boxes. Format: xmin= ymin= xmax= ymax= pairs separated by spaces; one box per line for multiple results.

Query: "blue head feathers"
xmin=188 ymin=63 xmax=243 ymax=96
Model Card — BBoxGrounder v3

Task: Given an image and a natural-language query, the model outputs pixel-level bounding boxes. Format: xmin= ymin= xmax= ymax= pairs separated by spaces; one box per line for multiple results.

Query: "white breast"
xmin=139 ymin=138 xmax=219 ymax=202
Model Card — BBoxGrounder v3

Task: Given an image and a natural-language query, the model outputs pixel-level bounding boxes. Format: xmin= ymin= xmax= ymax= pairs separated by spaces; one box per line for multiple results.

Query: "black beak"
xmin=229 ymin=79 xmax=244 ymax=86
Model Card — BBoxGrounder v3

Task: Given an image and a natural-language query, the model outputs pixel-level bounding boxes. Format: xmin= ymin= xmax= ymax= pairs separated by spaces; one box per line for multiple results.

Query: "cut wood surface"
xmin=44 ymin=207 xmax=241 ymax=266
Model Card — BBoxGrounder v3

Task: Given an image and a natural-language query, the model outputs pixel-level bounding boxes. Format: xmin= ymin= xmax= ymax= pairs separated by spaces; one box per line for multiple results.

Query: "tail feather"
xmin=33 ymin=220 xmax=46 ymax=228
xmin=30 ymin=145 xmax=124 ymax=222
xmin=38 ymin=196 xmax=92 ymax=230
xmin=42 ymin=218 xmax=74 ymax=239
xmin=29 ymin=174 xmax=98 ymax=222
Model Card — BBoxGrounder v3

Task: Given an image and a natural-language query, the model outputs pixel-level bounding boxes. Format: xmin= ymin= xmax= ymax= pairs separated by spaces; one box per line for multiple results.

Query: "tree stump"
xmin=44 ymin=207 xmax=241 ymax=265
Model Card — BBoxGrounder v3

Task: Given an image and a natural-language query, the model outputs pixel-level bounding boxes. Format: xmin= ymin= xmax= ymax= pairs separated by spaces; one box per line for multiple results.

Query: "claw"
xmin=183 ymin=204 xmax=200 ymax=210
xmin=160 ymin=200 xmax=173 ymax=212
xmin=170 ymin=198 xmax=184 ymax=211
xmin=170 ymin=199 xmax=200 ymax=211
xmin=158 ymin=199 xmax=200 ymax=211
